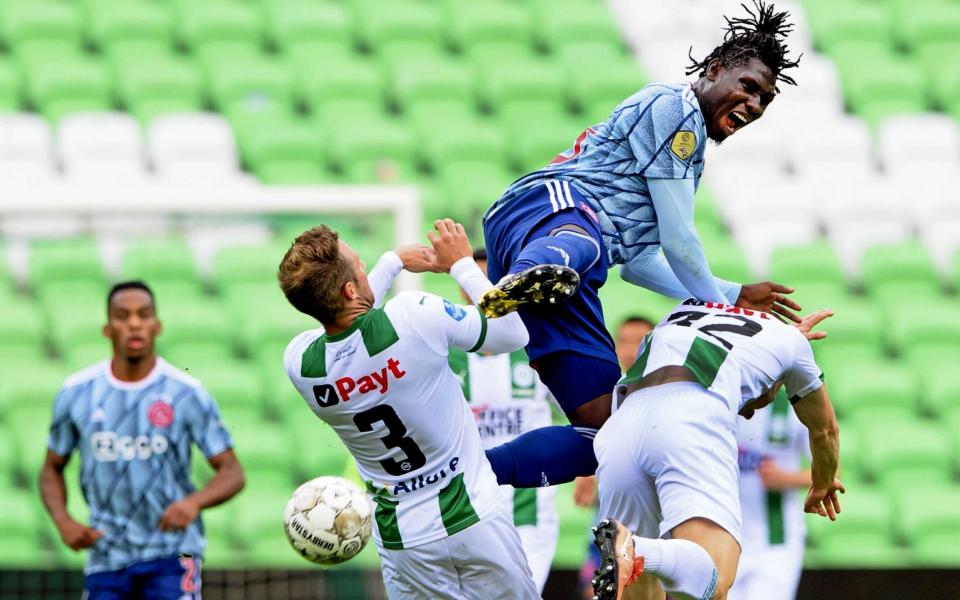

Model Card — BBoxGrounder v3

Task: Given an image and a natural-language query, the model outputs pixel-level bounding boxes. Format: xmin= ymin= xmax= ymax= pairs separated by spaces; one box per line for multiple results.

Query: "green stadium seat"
xmin=355 ymin=1 xmax=444 ymax=54
xmin=0 ymin=57 xmax=23 ymax=111
xmin=34 ymin=280 xmax=106 ymax=352
xmin=806 ymin=297 xmax=882 ymax=352
xmin=860 ymin=242 xmax=940 ymax=293
xmin=0 ymin=1 xmax=83 ymax=47
xmin=328 ymin=114 xmax=414 ymax=173
xmin=121 ymin=238 xmax=199 ymax=284
xmin=435 ymin=160 xmax=512 ymax=223
xmin=222 ymin=283 xmax=316 ymax=353
xmin=213 ymin=242 xmax=288 ymax=289
xmin=62 ymin=340 xmax=110 ymax=371
xmin=599 ymin=276 xmax=676 ymax=332
xmin=827 ymin=357 xmax=918 ymax=421
xmin=0 ymin=490 xmax=41 ymax=542
xmin=532 ymin=2 xmax=621 ymax=51
xmin=264 ymin=1 xmax=351 ymax=50
xmin=203 ymin=52 xmax=294 ymax=113
xmin=894 ymin=2 xmax=960 ymax=55
xmin=112 ymin=52 xmax=203 ymax=120
xmin=920 ymin=42 xmax=960 ymax=112
xmin=770 ymin=242 xmax=845 ymax=287
xmin=155 ymin=300 xmax=232 ymax=349
xmin=804 ymin=0 xmax=892 ymax=52
xmin=862 ymin=418 xmax=952 ymax=492
xmin=477 ymin=56 xmax=565 ymax=113
xmin=701 ymin=242 xmax=752 ymax=285
xmin=389 ymin=55 xmax=474 ymax=113
xmin=286 ymin=412 xmax=352 ymax=479
xmin=416 ymin=115 xmax=504 ymax=172
xmin=234 ymin=112 xmax=326 ymax=184
xmin=292 ymin=53 xmax=387 ymax=112
xmin=553 ymin=481 xmax=597 ymax=568
xmin=20 ymin=48 xmax=113 ymax=122
xmin=0 ymin=299 xmax=45 ymax=354
xmin=830 ymin=43 xmax=928 ymax=124
xmin=887 ymin=302 xmax=960 ymax=358
xmin=85 ymin=0 xmax=173 ymax=48
xmin=564 ymin=56 xmax=645 ymax=116
xmin=501 ymin=105 xmax=578 ymax=172
xmin=918 ymin=359 xmax=960 ymax=417
xmin=897 ymin=486 xmax=960 ymax=566
xmin=813 ymin=341 xmax=885 ymax=388
xmin=29 ymin=239 xmax=106 ymax=288
xmin=8 ymin=401 xmax=57 ymax=481
xmin=161 ymin=342 xmax=237 ymax=373
xmin=179 ymin=357 xmax=264 ymax=413
xmin=445 ymin=1 xmax=532 ymax=51
xmin=806 ymin=486 xmax=901 ymax=567
xmin=176 ymin=0 xmax=262 ymax=49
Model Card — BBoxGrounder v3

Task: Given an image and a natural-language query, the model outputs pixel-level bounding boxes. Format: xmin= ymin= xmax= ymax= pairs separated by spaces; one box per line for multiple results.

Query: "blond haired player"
xmin=280 ymin=220 xmax=539 ymax=600
xmin=591 ymin=300 xmax=843 ymax=600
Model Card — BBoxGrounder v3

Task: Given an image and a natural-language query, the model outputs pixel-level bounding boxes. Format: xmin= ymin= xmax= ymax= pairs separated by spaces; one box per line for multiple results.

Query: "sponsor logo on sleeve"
xmin=443 ymin=299 xmax=467 ymax=321
xmin=670 ymin=130 xmax=696 ymax=160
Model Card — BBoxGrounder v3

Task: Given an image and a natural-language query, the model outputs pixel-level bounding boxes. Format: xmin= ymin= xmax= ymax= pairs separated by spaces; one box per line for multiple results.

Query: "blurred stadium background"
xmin=0 ymin=0 xmax=959 ymax=597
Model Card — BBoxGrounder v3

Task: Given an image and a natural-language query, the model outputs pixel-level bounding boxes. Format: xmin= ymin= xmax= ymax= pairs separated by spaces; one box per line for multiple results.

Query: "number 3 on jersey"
xmin=353 ymin=405 xmax=427 ymax=476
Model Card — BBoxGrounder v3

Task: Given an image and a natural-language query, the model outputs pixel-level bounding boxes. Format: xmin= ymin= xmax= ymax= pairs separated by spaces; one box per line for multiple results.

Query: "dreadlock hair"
xmin=686 ymin=0 xmax=800 ymax=89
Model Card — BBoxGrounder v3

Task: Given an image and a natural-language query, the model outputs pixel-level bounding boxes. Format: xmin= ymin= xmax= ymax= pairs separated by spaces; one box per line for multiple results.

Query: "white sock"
xmin=631 ymin=536 xmax=719 ymax=600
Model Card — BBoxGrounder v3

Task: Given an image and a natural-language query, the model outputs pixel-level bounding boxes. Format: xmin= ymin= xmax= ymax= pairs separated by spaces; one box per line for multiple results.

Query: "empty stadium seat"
xmin=0 ymin=1 xmax=83 ymax=47
xmin=29 ymin=239 xmax=106 ymax=287
xmin=56 ymin=112 xmax=145 ymax=179
xmin=0 ymin=57 xmax=22 ymax=112
xmin=806 ymin=486 xmax=901 ymax=567
xmin=85 ymin=0 xmax=174 ymax=48
xmin=389 ymin=55 xmax=475 ymax=113
xmin=827 ymin=357 xmax=918 ymax=421
xmin=0 ymin=113 xmax=55 ymax=184
xmin=112 ymin=52 xmax=203 ymax=122
xmin=264 ymin=1 xmax=350 ymax=50
xmin=860 ymin=242 xmax=941 ymax=293
xmin=769 ymin=242 xmax=845 ymax=287
xmin=355 ymin=1 xmax=443 ymax=54
xmin=20 ymin=45 xmax=113 ymax=122
xmin=804 ymin=0 xmax=892 ymax=52
xmin=233 ymin=112 xmax=326 ymax=184
xmin=876 ymin=115 xmax=960 ymax=174
xmin=176 ymin=0 xmax=262 ymax=49
xmin=445 ymin=1 xmax=533 ymax=51
xmin=121 ymin=238 xmax=198 ymax=284
xmin=862 ymin=418 xmax=953 ymax=492
xmin=0 ymin=299 xmax=46 ymax=356
xmin=897 ymin=486 xmax=960 ymax=566
xmin=204 ymin=52 xmax=295 ymax=114
xmin=894 ymin=1 xmax=960 ymax=55
xmin=293 ymin=53 xmax=387 ymax=111
xmin=147 ymin=113 xmax=239 ymax=176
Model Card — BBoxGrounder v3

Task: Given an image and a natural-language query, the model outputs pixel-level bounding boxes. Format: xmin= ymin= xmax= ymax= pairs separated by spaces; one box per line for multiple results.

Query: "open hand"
xmin=427 ymin=219 xmax=472 ymax=273
xmin=56 ymin=516 xmax=103 ymax=550
xmin=159 ymin=498 xmax=200 ymax=531
xmin=737 ymin=282 xmax=802 ymax=323
xmin=804 ymin=479 xmax=846 ymax=521
xmin=795 ymin=309 xmax=833 ymax=342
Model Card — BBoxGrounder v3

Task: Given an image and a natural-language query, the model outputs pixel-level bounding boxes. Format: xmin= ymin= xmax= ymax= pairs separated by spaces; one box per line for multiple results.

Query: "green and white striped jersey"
xmin=284 ymin=292 xmax=501 ymax=550
xmin=448 ymin=349 xmax=556 ymax=528
xmin=617 ymin=299 xmax=824 ymax=414
xmin=737 ymin=390 xmax=810 ymax=549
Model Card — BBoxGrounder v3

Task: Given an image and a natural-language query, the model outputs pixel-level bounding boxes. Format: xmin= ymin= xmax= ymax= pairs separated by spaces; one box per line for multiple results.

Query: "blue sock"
xmin=509 ymin=231 xmax=601 ymax=276
xmin=485 ymin=425 xmax=598 ymax=487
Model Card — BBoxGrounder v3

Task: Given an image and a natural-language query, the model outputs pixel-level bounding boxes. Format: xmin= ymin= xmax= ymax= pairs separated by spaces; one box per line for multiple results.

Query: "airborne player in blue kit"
xmin=479 ymin=1 xmax=804 ymax=489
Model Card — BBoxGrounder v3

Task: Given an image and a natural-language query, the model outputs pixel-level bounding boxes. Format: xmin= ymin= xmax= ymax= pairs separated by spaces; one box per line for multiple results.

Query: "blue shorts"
xmin=484 ymin=181 xmax=621 ymax=412
xmin=85 ymin=555 xmax=201 ymax=600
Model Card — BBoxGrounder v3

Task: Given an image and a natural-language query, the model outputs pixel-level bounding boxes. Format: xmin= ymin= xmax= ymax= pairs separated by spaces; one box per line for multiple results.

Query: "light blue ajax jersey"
xmin=487 ymin=82 xmax=707 ymax=266
xmin=47 ymin=358 xmax=233 ymax=574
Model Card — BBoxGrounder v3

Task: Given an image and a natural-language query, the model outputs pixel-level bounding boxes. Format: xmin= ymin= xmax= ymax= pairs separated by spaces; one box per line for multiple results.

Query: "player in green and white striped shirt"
xmin=591 ymin=299 xmax=843 ymax=600
xmin=280 ymin=221 xmax=539 ymax=600
xmin=449 ymin=248 xmax=558 ymax=592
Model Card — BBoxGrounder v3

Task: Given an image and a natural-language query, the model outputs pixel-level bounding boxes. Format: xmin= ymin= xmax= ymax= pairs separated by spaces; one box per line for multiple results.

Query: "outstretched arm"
xmin=647 ymin=177 xmax=735 ymax=303
xmin=792 ymin=384 xmax=844 ymax=520
xmin=368 ymin=245 xmax=439 ymax=306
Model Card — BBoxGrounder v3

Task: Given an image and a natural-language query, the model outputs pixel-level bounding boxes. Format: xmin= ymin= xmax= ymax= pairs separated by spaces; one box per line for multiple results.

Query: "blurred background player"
xmin=449 ymin=247 xmax=559 ymax=593
xmin=478 ymin=0 xmax=804 ymax=491
xmin=728 ymin=389 xmax=812 ymax=600
xmin=280 ymin=221 xmax=540 ymax=599
xmin=592 ymin=301 xmax=841 ymax=600
xmin=39 ymin=281 xmax=245 ymax=600
xmin=577 ymin=315 xmax=654 ymax=598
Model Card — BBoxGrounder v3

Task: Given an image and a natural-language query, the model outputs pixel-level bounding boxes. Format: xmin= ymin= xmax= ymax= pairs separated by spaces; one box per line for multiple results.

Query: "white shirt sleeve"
xmin=368 ymin=251 xmax=404 ymax=307
xmin=782 ymin=330 xmax=824 ymax=403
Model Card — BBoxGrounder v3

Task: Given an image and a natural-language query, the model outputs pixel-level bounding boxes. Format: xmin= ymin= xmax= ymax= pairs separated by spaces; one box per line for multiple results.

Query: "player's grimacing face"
xmin=104 ymin=289 xmax=161 ymax=361
xmin=702 ymin=57 xmax=777 ymax=142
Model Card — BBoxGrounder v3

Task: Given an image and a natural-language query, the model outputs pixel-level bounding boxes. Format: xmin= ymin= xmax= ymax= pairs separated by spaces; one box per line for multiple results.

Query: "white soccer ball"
xmin=284 ymin=476 xmax=373 ymax=565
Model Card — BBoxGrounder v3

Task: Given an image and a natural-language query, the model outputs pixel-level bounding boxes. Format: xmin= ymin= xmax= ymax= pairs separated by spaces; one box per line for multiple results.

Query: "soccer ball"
xmin=283 ymin=476 xmax=373 ymax=565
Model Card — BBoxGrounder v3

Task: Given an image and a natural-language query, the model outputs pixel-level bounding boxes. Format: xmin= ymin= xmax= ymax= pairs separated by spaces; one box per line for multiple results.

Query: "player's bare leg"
xmin=570 ymin=392 xmax=613 ymax=429
xmin=670 ymin=518 xmax=741 ymax=600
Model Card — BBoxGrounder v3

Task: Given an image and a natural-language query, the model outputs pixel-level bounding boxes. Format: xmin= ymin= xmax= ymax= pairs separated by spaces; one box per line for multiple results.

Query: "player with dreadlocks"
xmin=476 ymin=1 xmax=803 ymax=494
